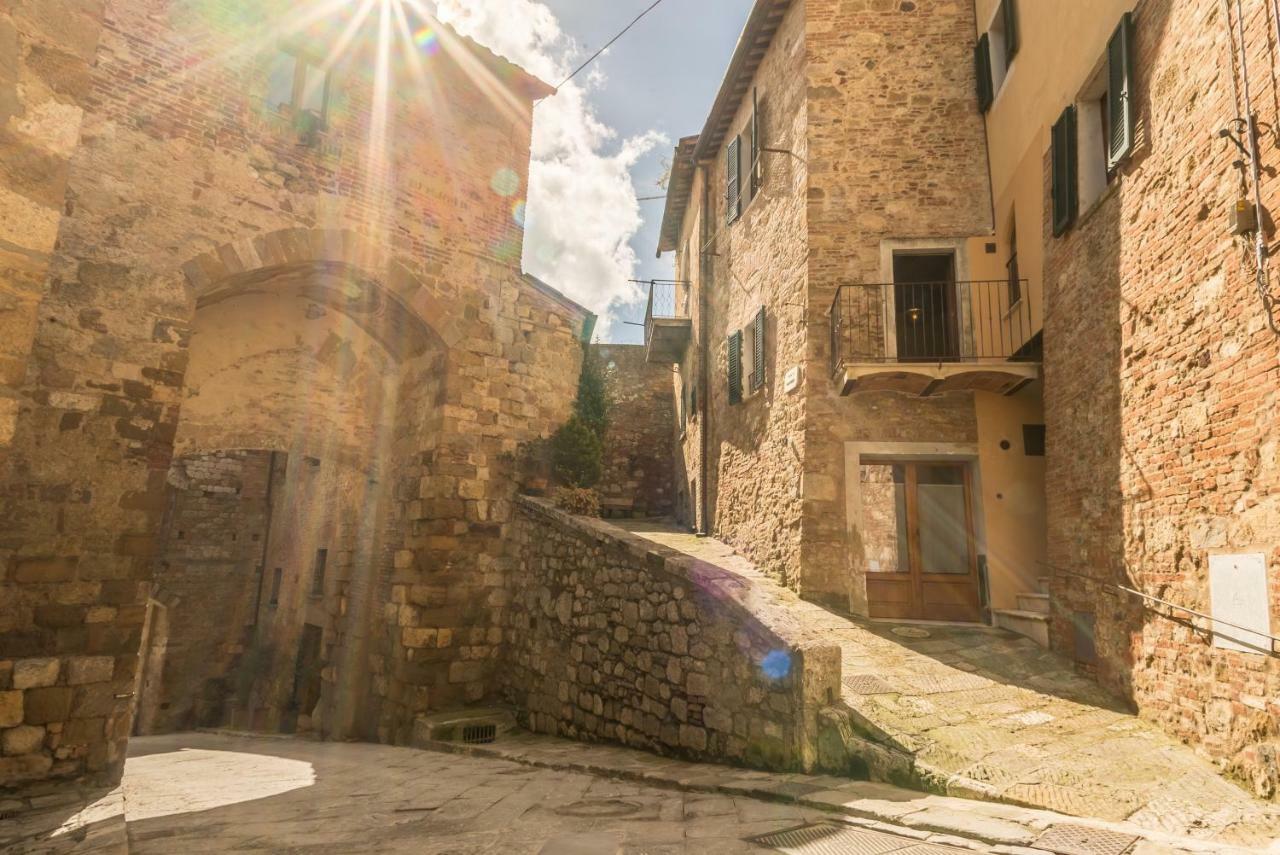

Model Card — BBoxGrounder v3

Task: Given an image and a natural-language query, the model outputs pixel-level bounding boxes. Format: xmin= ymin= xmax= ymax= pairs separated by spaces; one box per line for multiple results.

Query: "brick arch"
xmin=179 ymin=228 xmax=466 ymax=350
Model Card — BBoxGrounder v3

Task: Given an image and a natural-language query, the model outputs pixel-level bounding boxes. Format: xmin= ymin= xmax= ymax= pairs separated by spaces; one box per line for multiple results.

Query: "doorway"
xmin=892 ymin=252 xmax=960 ymax=361
xmin=861 ymin=460 xmax=982 ymax=622
xmin=286 ymin=623 xmax=324 ymax=732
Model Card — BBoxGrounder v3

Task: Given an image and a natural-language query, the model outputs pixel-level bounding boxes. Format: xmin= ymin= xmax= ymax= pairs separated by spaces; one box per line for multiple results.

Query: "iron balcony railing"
xmin=644 ymin=281 xmax=692 ymax=325
xmin=829 ymin=279 xmax=1037 ymax=373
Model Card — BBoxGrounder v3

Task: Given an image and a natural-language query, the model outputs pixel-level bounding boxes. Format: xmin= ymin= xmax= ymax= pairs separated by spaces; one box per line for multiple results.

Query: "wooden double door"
xmin=861 ymin=460 xmax=983 ymax=622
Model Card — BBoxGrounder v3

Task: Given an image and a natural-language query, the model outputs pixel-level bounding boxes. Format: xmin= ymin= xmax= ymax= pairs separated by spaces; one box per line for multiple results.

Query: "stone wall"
xmin=594 ymin=344 xmax=676 ymax=517
xmin=0 ymin=0 xmax=589 ymax=797
xmin=1042 ymin=0 xmax=1280 ymax=796
xmin=503 ymin=496 xmax=840 ymax=771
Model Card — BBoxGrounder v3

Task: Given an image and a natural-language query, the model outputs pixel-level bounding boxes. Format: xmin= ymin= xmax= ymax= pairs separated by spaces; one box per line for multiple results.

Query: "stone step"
xmin=1016 ymin=592 xmax=1050 ymax=614
xmin=993 ymin=608 xmax=1050 ymax=648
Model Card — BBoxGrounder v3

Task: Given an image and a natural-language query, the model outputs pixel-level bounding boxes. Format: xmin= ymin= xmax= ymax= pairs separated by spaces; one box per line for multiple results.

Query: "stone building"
xmin=656 ymin=0 xmax=1278 ymax=795
xmin=0 ymin=0 xmax=593 ymax=795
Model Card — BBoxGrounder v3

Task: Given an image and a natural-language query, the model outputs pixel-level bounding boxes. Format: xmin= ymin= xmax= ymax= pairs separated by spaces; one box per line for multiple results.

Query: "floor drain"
xmin=1033 ymin=823 xmax=1140 ymax=855
xmin=462 ymin=724 xmax=497 ymax=744
xmin=554 ymin=799 xmax=643 ymax=819
xmin=890 ymin=627 xmax=931 ymax=639
xmin=748 ymin=822 xmax=966 ymax=854
xmin=843 ymin=674 xmax=897 ymax=695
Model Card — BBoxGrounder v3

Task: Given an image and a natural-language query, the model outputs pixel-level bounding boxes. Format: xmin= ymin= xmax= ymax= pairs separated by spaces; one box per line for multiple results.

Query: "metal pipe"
xmin=1119 ymin=585 xmax=1280 ymax=650
xmin=1231 ymin=0 xmax=1280 ymax=335
xmin=697 ymin=163 xmax=711 ymax=535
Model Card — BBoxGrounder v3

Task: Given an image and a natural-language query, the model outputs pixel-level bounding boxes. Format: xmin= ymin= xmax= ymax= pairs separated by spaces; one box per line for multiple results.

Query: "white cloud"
xmin=435 ymin=0 xmax=664 ymax=336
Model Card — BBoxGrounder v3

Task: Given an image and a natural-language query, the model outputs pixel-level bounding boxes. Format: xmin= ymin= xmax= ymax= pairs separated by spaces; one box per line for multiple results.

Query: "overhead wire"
xmin=550 ymin=0 xmax=670 ymax=92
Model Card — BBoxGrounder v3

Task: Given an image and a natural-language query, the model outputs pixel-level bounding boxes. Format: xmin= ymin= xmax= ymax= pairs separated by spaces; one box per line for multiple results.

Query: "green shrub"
xmin=554 ymin=486 xmax=601 ymax=517
xmin=551 ymin=415 xmax=602 ymax=488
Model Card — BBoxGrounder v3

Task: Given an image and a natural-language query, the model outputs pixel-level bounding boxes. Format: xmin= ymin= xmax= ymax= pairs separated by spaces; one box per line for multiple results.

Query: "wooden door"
xmin=862 ymin=461 xmax=982 ymax=622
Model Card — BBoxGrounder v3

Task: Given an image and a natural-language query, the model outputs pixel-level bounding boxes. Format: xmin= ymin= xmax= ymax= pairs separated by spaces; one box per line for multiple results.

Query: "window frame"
xmin=270 ymin=43 xmax=333 ymax=130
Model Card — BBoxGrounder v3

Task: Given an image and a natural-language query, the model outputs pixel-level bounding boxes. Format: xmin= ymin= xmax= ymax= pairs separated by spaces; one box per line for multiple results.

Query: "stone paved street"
xmin=617 ymin=521 xmax=1280 ymax=849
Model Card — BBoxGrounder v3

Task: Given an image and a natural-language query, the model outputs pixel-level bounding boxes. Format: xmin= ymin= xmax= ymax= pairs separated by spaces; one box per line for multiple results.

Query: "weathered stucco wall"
xmin=502 ymin=497 xmax=840 ymax=771
xmin=595 ymin=344 xmax=676 ymax=517
xmin=1042 ymin=0 xmax=1280 ymax=796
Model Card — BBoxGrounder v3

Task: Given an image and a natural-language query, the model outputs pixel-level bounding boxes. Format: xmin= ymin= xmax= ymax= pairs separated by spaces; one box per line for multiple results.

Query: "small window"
xmin=269 ymin=567 xmax=282 ymax=607
xmin=1023 ymin=424 xmax=1046 ymax=456
xmin=984 ymin=0 xmax=1018 ymax=98
xmin=311 ymin=548 xmax=328 ymax=596
xmin=267 ymin=46 xmax=331 ymax=127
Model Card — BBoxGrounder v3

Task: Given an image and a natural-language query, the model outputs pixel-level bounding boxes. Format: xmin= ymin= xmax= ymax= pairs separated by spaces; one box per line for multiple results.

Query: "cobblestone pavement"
xmin=6 ymin=732 xmax=1056 ymax=855
xmin=617 ymin=521 xmax=1280 ymax=849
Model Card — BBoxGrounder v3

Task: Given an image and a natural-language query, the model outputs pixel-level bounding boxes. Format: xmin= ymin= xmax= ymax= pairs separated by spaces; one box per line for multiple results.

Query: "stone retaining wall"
xmin=502 ymin=496 xmax=840 ymax=772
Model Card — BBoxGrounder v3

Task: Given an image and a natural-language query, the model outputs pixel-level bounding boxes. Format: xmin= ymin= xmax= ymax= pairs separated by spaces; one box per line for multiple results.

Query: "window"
xmin=1006 ymin=216 xmax=1021 ymax=306
xmin=749 ymin=88 xmax=764 ymax=200
xmin=748 ymin=307 xmax=766 ymax=392
xmin=727 ymin=330 xmax=743 ymax=404
xmin=727 ymin=88 xmax=765 ymax=224
xmin=1023 ymin=424 xmax=1046 ymax=456
xmin=1056 ymin=13 xmax=1136 ymax=233
xmin=981 ymin=0 xmax=1019 ymax=103
xmin=267 ymin=46 xmax=331 ymax=127
xmin=269 ymin=567 xmax=282 ymax=607
xmin=974 ymin=33 xmax=994 ymax=113
xmin=311 ymin=548 xmax=328 ymax=596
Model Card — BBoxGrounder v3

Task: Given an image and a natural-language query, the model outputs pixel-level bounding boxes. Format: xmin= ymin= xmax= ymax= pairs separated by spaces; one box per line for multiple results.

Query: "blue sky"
xmin=436 ymin=0 xmax=755 ymax=343
xmin=540 ymin=0 xmax=754 ymax=342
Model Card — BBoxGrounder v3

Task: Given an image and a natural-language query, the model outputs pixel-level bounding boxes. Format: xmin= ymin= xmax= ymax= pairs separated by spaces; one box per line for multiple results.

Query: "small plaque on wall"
xmin=1208 ymin=552 xmax=1273 ymax=654
xmin=783 ymin=366 xmax=801 ymax=394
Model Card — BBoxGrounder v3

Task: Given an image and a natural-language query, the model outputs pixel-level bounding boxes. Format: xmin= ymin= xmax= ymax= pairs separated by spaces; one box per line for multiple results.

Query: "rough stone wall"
xmin=800 ymin=0 xmax=992 ymax=607
xmin=138 ymin=450 xmax=273 ymax=734
xmin=1043 ymin=0 xmax=1280 ymax=796
xmin=0 ymin=1 xmax=105 ymax=446
xmin=594 ymin=344 xmax=676 ymax=517
xmin=699 ymin=0 xmax=810 ymax=587
xmin=503 ymin=496 xmax=840 ymax=771
xmin=0 ymin=0 xmax=587 ymax=795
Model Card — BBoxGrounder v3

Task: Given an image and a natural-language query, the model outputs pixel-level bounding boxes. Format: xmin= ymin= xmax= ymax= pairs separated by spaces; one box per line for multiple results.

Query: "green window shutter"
xmin=1107 ymin=12 xmax=1136 ymax=169
xmin=750 ymin=92 xmax=762 ymax=199
xmin=751 ymin=307 xmax=766 ymax=391
xmin=1051 ymin=105 xmax=1078 ymax=236
xmin=728 ymin=331 xmax=743 ymax=404
xmin=975 ymin=33 xmax=993 ymax=113
xmin=726 ymin=136 xmax=741 ymax=225
xmin=1002 ymin=0 xmax=1019 ymax=63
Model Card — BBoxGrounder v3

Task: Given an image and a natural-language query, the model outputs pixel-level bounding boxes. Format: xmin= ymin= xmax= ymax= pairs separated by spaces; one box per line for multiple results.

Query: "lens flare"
xmin=490 ymin=167 xmax=520 ymax=197
xmin=512 ymin=199 xmax=527 ymax=228
xmin=761 ymin=650 xmax=792 ymax=680
xmin=413 ymin=25 xmax=440 ymax=55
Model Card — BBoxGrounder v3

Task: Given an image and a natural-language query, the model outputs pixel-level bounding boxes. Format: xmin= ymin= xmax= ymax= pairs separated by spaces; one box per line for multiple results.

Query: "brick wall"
xmin=594 ymin=344 xmax=676 ymax=517
xmin=503 ymin=497 xmax=840 ymax=771
xmin=1043 ymin=0 xmax=1280 ymax=797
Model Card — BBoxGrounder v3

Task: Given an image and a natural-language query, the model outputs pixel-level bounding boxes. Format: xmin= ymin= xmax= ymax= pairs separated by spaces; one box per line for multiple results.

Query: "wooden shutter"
xmin=975 ymin=33 xmax=993 ymax=113
xmin=728 ymin=331 xmax=743 ymax=404
xmin=1107 ymin=13 xmax=1135 ymax=169
xmin=750 ymin=89 xmax=763 ymax=198
xmin=1002 ymin=0 xmax=1019 ymax=63
xmin=751 ymin=307 xmax=766 ymax=391
xmin=726 ymin=136 xmax=741 ymax=225
xmin=1051 ymin=105 xmax=1078 ymax=236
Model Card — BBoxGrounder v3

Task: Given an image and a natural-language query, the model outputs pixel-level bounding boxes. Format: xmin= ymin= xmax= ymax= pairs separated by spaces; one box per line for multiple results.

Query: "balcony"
xmin=829 ymin=280 xmax=1040 ymax=397
xmin=644 ymin=281 xmax=692 ymax=364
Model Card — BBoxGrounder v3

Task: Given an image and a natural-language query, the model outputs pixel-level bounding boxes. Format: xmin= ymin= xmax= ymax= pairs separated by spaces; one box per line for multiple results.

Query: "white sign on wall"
xmin=783 ymin=366 xmax=801 ymax=394
xmin=1208 ymin=552 xmax=1273 ymax=654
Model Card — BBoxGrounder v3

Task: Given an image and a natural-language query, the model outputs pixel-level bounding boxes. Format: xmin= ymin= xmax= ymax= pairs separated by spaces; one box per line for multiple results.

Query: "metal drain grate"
xmin=843 ymin=674 xmax=897 ymax=695
xmin=1033 ymin=823 xmax=1140 ymax=855
xmin=461 ymin=723 xmax=497 ymax=744
xmin=902 ymin=672 xmax=991 ymax=694
xmin=747 ymin=822 xmax=966 ymax=854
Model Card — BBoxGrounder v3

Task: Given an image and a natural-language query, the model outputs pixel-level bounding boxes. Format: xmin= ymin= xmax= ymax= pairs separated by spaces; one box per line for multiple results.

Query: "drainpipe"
xmin=698 ymin=163 xmax=712 ymax=535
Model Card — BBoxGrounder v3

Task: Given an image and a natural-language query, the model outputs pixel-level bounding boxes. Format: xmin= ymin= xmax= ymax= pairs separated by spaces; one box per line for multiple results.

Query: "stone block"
xmin=402 ymin=628 xmax=437 ymax=649
xmin=0 ymin=752 xmax=53 ymax=783
xmin=24 ymin=687 xmax=73 ymax=724
xmin=67 ymin=656 xmax=114 ymax=685
xmin=13 ymin=658 xmax=59 ymax=689
xmin=0 ymin=691 xmax=22 ymax=727
xmin=12 ymin=557 xmax=77 ymax=583
xmin=2 ymin=725 xmax=45 ymax=756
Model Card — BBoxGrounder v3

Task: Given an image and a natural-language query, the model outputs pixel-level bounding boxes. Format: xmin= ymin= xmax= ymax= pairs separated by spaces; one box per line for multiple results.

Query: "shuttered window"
xmin=1001 ymin=0 xmax=1019 ymax=63
xmin=1051 ymin=106 xmax=1078 ymax=236
xmin=726 ymin=136 xmax=742 ymax=225
xmin=975 ymin=33 xmax=994 ymax=113
xmin=727 ymin=331 xmax=743 ymax=405
xmin=750 ymin=307 xmax=766 ymax=392
xmin=1107 ymin=12 xmax=1136 ymax=169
